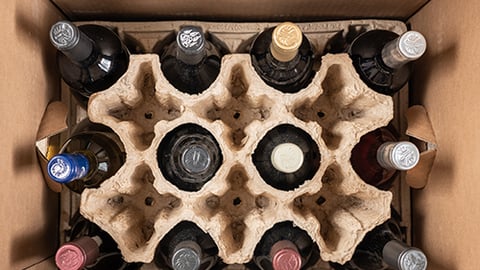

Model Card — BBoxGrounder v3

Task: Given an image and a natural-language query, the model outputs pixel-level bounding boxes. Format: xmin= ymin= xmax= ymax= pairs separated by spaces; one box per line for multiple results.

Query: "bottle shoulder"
xmin=349 ymin=30 xmax=399 ymax=58
xmin=78 ymin=24 xmax=128 ymax=56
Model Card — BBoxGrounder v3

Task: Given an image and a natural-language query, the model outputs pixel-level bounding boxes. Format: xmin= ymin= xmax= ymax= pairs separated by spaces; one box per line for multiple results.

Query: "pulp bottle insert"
xmin=80 ymin=21 xmax=402 ymax=265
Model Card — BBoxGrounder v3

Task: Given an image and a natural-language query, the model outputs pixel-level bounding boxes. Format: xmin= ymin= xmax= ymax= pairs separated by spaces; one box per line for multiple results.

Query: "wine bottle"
xmin=157 ymin=123 xmax=223 ymax=192
xmin=249 ymin=221 xmax=320 ymax=270
xmin=49 ymin=21 xmax=129 ymax=107
xmin=154 ymin=221 xmax=220 ymax=270
xmin=348 ymin=30 xmax=426 ymax=95
xmin=158 ymin=25 xmax=225 ymax=95
xmin=250 ymin=22 xmax=315 ymax=93
xmin=252 ymin=124 xmax=321 ymax=191
xmin=350 ymin=126 xmax=420 ymax=190
xmin=56 ymin=211 xmax=142 ymax=270
xmin=330 ymin=210 xmax=427 ymax=270
xmin=47 ymin=119 xmax=126 ymax=193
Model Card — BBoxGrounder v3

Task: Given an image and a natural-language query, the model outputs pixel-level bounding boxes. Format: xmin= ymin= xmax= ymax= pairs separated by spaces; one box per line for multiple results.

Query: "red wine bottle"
xmin=154 ymin=221 xmax=220 ymax=270
xmin=249 ymin=221 xmax=320 ymax=270
xmin=250 ymin=22 xmax=315 ymax=93
xmin=158 ymin=25 xmax=225 ymax=95
xmin=56 ymin=211 xmax=142 ymax=270
xmin=47 ymin=119 xmax=126 ymax=193
xmin=330 ymin=210 xmax=427 ymax=270
xmin=50 ymin=21 xmax=129 ymax=107
xmin=157 ymin=123 xmax=223 ymax=192
xmin=350 ymin=127 xmax=420 ymax=190
xmin=252 ymin=124 xmax=321 ymax=191
xmin=348 ymin=30 xmax=426 ymax=95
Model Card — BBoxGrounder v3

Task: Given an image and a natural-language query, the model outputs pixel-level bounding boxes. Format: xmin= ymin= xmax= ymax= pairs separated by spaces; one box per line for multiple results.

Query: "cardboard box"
xmin=2 ymin=0 xmax=476 ymax=269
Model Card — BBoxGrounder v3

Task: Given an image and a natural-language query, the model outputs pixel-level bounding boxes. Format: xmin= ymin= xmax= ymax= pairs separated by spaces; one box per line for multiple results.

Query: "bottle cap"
xmin=397 ymin=31 xmax=427 ymax=60
xmin=389 ymin=142 xmax=420 ymax=170
xmin=181 ymin=144 xmax=212 ymax=174
xmin=171 ymin=241 xmax=202 ymax=270
xmin=176 ymin=25 xmax=206 ymax=65
xmin=47 ymin=153 xmax=90 ymax=183
xmin=270 ymin=240 xmax=302 ymax=270
xmin=50 ymin=21 xmax=80 ymax=50
xmin=270 ymin=143 xmax=304 ymax=173
xmin=383 ymin=240 xmax=427 ymax=270
xmin=55 ymin=236 xmax=101 ymax=270
xmin=270 ymin=22 xmax=303 ymax=62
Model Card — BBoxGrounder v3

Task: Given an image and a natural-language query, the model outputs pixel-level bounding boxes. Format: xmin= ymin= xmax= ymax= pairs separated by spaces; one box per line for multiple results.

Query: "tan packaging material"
xmin=79 ymin=52 xmax=394 ymax=264
xmin=35 ymin=101 xmax=69 ymax=193
xmin=405 ymin=105 xmax=437 ymax=189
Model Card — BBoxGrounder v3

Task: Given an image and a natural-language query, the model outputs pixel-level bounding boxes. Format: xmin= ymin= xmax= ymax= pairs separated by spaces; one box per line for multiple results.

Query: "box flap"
xmin=51 ymin=0 xmax=428 ymax=21
xmin=35 ymin=101 xmax=68 ymax=193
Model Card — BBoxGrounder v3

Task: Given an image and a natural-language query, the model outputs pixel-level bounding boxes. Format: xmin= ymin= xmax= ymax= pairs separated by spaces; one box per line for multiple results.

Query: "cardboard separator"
xmin=35 ymin=101 xmax=69 ymax=193
xmin=405 ymin=105 xmax=437 ymax=189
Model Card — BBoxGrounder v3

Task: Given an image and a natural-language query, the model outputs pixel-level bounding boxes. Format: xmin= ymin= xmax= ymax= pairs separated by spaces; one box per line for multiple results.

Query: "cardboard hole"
xmin=145 ymin=196 xmax=154 ymax=206
xmin=316 ymin=196 xmax=326 ymax=205
xmin=233 ymin=197 xmax=242 ymax=206
xmin=144 ymin=112 xmax=153 ymax=119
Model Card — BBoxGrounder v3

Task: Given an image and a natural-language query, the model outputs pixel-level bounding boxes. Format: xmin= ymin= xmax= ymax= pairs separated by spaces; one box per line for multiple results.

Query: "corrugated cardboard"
xmin=3 ymin=0 xmax=475 ymax=268
xmin=410 ymin=0 xmax=480 ymax=269
xmin=0 ymin=0 xmax=63 ymax=269
xmin=51 ymin=0 xmax=428 ymax=21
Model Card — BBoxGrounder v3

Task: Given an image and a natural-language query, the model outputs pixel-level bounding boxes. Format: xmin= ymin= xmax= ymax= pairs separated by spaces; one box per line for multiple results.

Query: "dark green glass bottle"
xmin=50 ymin=21 xmax=129 ymax=107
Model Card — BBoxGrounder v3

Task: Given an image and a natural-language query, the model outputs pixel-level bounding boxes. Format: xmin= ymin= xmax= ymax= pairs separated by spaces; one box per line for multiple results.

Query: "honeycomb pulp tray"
xmin=62 ymin=20 xmax=410 ymax=267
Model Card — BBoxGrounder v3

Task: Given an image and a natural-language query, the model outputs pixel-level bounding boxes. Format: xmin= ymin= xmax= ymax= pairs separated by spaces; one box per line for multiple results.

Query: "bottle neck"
xmin=171 ymin=240 xmax=203 ymax=270
xmin=383 ymin=240 xmax=427 ymax=270
xmin=380 ymin=31 xmax=427 ymax=69
xmin=269 ymin=22 xmax=303 ymax=62
xmin=181 ymin=144 xmax=212 ymax=174
xmin=50 ymin=21 xmax=95 ymax=63
xmin=55 ymin=235 xmax=102 ymax=270
xmin=376 ymin=141 xmax=420 ymax=171
xmin=270 ymin=240 xmax=302 ymax=270
xmin=176 ymin=26 xmax=206 ymax=66
xmin=270 ymin=142 xmax=304 ymax=173
xmin=47 ymin=152 xmax=93 ymax=183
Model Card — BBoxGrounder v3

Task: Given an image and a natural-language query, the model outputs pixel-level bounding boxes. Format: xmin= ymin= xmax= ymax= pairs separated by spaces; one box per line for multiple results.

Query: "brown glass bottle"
xmin=350 ymin=127 xmax=420 ymax=190
xmin=154 ymin=221 xmax=220 ymax=270
xmin=50 ymin=21 xmax=129 ymax=108
xmin=157 ymin=25 xmax=226 ymax=95
xmin=330 ymin=209 xmax=427 ymax=270
xmin=252 ymin=124 xmax=321 ymax=191
xmin=250 ymin=22 xmax=315 ymax=93
xmin=348 ymin=30 xmax=426 ymax=95
xmin=248 ymin=221 xmax=320 ymax=270
xmin=47 ymin=119 xmax=126 ymax=193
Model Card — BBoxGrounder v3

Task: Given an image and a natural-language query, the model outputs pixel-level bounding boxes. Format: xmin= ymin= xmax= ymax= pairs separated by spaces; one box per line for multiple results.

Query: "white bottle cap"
xmin=377 ymin=141 xmax=420 ymax=170
xmin=398 ymin=31 xmax=427 ymax=60
xmin=270 ymin=143 xmax=304 ymax=173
